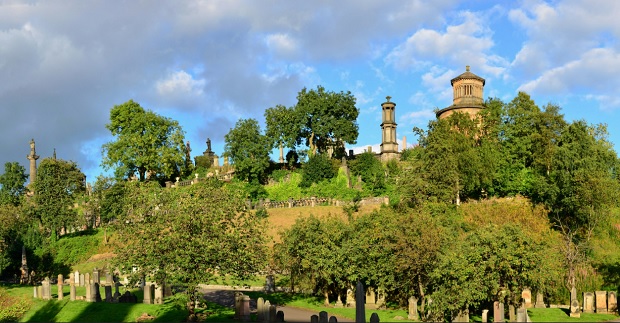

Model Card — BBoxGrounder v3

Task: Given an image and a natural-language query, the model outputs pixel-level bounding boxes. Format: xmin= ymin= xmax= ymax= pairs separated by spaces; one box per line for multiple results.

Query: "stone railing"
xmin=245 ymin=196 xmax=388 ymax=210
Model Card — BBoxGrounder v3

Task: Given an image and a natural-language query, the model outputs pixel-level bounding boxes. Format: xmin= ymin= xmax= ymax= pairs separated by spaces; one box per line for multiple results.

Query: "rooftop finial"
xmin=466 ymin=65 xmax=470 ymax=72
xmin=386 ymin=96 xmax=391 ymax=102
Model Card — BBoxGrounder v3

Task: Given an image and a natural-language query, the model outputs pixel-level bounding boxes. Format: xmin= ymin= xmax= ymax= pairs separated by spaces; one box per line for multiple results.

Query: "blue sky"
xmin=1 ymin=0 xmax=619 ymax=183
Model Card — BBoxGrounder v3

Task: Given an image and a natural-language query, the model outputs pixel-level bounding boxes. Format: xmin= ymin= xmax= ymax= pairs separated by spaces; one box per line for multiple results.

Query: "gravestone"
xmin=37 ymin=285 xmax=42 ymax=299
xmin=269 ymin=305 xmax=277 ymax=323
xmin=74 ymin=271 xmax=80 ymax=285
xmin=85 ymin=282 xmax=93 ymax=302
xmin=80 ymin=273 xmax=85 ymax=287
xmin=241 ymin=295 xmax=250 ymax=321
xmin=522 ymin=288 xmax=532 ymax=308
xmin=234 ymin=293 xmax=242 ymax=320
xmin=114 ymin=282 xmax=121 ymax=299
xmin=143 ymin=283 xmax=154 ymax=304
xmin=346 ymin=288 xmax=355 ymax=307
xmin=105 ymin=270 xmax=113 ymax=285
xmin=408 ymin=296 xmax=419 ymax=320
xmin=493 ymin=301 xmax=505 ymax=323
xmin=481 ymin=309 xmax=488 ymax=323
xmin=356 ymin=281 xmax=366 ymax=323
xmin=276 ymin=310 xmax=284 ymax=323
xmin=42 ymin=277 xmax=51 ymax=300
xmin=609 ymin=291 xmax=618 ymax=314
xmin=265 ymin=275 xmax=275 ymax=293
xmin=583 ymin=292 xmax=595 ymax=313
xmin=33 ymin=286 xmax=38 ymax=298
xmin=93 ymin=268 xmax=100 ymax=284
xmin=570 ymin=286 xmax=580 ymax=318
xmin=534 ymin=292 xmax=545 ymax=308
xmin=257 ymin=297 xmax=265 ymax=322
xmin=516 ymin=308 xmax=527 ymax=322
xmin=509 ymin=304 xmax=516 ymax=322
xmin=319 ymin=311 xmax=328 ymax=323
xmin=454 ymin=309 xmax=469 ymax=322
xmin=57 ymin=274 xmax=64 ymax=300
xmin=596 ymin=291 xmax=607 ymax=313
xmin=70 ymin=284 xmax=76 ymax=301
xmin=369 ymin=313 xmax=379 ymax=323
xmin=104 ymin=285 xmax=112 ymax=302
xmin=311 ymin=315 xmax=318 ymax=323
xmin=154 ymin=285 xmax=163 ymax=304
xmin=376 ymin=287 xmax=386 ymax=309
xmin=263 ymin=300 xmax=271 ymax=322
xmin=329 ymin=316 xmax=337 ymax=323
xmin=365 ymin=287 xmax=376 ymax=306
xmin=85 ymin=273 xmax=90 ymax=285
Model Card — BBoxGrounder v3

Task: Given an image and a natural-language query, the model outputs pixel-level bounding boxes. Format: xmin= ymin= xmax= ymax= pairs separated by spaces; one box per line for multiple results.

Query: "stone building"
xmin=436 ymin=65 xmax=485 ymax=119
xmin=379 ymin=96 xmax=400 ymax=162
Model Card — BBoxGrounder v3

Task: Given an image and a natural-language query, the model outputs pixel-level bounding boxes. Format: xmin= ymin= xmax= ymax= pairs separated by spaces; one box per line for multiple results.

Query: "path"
xmin=200 ymin=287 xmax=354 ymax=323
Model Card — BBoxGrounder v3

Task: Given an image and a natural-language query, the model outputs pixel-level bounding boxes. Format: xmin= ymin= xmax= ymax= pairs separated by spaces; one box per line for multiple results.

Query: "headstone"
xmin=366 ymin=287 xmax=376 ymax=305
xmin=85 ymin=282 xmax=93 ymax=302
xmin=376 ymin=287 xmax=386 ymax=309
xmin=481 ymin=309 xmax=488 ymax=322
xmin=104 ymin=285 xmax=112 ymax=302
xmin=408 ymin=296 xmax=419 ymax=320
xmin=311 ymin=315 xmax=319 ymax=323
xmin=257 ymin=297 xmax=265 ymax=322
xmin=596 ymin=291 xmax=607 ymax=313
xmin=369 ymin=312 xmax=380 ymax=323
xmin=93 ymin=268 xmax=100 ymax=284
xmin=264 ymin=300 xmax=271 ymax=322
xmin=584 ymin=292 xmax=595 ymax=313
xmin=454 ymin=309 xmax=469 ymax=322
xmin=70 ymin=284 xmax=76 ymax=301
xmin=516 ymin=308 xmax=527 ymax=322
xmin=57 ymin=274 xmax=64 ymax=300
xmin=570 ymin=286 xmax=580 ymax=318
xmin=319 ymin=311 xmax=328 ymax=323
xmin=154 ymin=285 xmax=163 ymax=304
xmin=37 ymin=285 xmax=42 ymax=299
xmin=80 ymin=273 xmax=85 ymax=287
xmin=329 ymin=316 xmax=338 ymax=323
xmin=241 ymin=295 xmax=251 ymax=321
xmin=269 ymin=305 xmax=277 ymax=323
xmin=42 ymin=277 xmax=51 ymax=300
xmin=355 ymin=281 xmax=366 ymax=323
xmin=105 ymin=271 xmax=113 ymax=285
xmin=85 ymin=273 xmax=90 ymax=285
xmin=493 ymin=301 xmax=505 ymax=323
xmin=74 ymin=271 xmax=80 ymax=285
xmin=534 ymin=292 xmax=545 ymax=308
xmin=234 ymin=293 xmax=242 ymax=320
xmin=33 ymin=286 xmax=39 ymax=298
xmin=346 ymin=288 xmax=355 ymax=307
xmin=522 ymin=288 xmax=532 ymax=308
xmin=609 ymin=291 xmax=617 ymax=314
xmin=143 ymin=283 xmax=154 ymax=304
xmin=164 ymin=284 xmax=172 ymax=297
xmin=276 ymin=310 xmax=284 ymax=323
xmin=509 ymin=304 xmax=516 ymax=322
xmin=114 ymin=282 xmax=121 ymax=299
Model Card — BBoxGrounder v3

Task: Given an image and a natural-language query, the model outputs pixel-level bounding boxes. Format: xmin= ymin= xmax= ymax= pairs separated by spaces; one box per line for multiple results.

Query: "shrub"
xmin=300 ymin=154 xmax=337 ymax=188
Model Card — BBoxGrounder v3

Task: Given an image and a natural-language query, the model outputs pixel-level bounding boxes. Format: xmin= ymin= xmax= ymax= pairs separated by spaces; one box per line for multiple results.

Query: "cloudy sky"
xmin=1 ymin=0 xmax=619 ymax=182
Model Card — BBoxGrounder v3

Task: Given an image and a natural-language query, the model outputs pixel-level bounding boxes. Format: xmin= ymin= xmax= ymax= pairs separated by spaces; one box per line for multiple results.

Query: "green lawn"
xmin=526 ymin=307 xmax=619 ymax=322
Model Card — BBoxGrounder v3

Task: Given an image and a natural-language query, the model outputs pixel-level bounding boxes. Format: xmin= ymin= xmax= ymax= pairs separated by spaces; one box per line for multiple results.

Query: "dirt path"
xmin=200 ymin=288 xmax=354 ymax=323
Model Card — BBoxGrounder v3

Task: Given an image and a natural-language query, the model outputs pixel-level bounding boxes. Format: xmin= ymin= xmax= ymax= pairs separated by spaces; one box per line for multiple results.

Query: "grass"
xmin=526 ymin=307 xmax=619 ymax=322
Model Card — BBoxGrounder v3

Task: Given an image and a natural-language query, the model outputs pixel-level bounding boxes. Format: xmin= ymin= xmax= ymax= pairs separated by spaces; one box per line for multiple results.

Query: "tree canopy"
xmin=224 ymin=118 xmax=271 ymax=184
xmin=102 ymin=100 xmax=186 ymax=182
xmin=0 ymin=162 xmax=28 ymax=206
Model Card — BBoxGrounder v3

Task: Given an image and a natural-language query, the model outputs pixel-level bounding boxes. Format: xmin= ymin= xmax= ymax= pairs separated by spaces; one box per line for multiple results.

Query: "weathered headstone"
xmin=570 ymin=286 xmax=580 ymax=318
xmin=80 ymin=273 xmax=85 ymax=287
xmin=269 ymin=305 xmax=277 ymax=323
xmin=509 ymin=304 xmax=516 ymax=322
xmin=37 ymin=285 xmax=42 ymax=299
xmin=94 ymin=282 xmax=102 ymax=302
xmin=328 ymin=316 xmax=338 ymax=323
xmin=346 ymin=288 xmax=355 ymax=307
xmin=493 ymin=301 xmax=505 ymax=323
xmin=257 ymin=297 xmax=265 ymax=322
xmin=74 ymin=271 xmax=80 ymax=285
xmin=319 ymin=311 xmax=328 ymax=323
xmin=335 ymin=295 xmax=344 ymax=308
xmin=154 ymin=285 xmax=163 ymax=304
xmin=143 ymin=283 xmax=154 ymax=304
xmin=522 ymin=288 xmax=532 ymax=308
xmin=265 ymin=275 xmax=275 ymax=293
xmin=609 ymin=291 xmax=618 ymax=314
xmin=369 ymin=312 xmax=380 ymax=323
xmin=481 ymin=309 xmax=489 ymax=323
xmin=85 ymin=273 xmax=90 ymax=285
xmin=105 ymin=271 xmax=113 ymax=285
xmin=241 ymin=295 xmax=251 ymax=321
xmin=516 ymin=308 xmax=527 ymax=322
xmin=104 ymin=285 xmax=112 ymax=302
xmin=311 ymin=315 xmax=319 ymax=323
xmin=85 ymin=282 xmax=93 ymax=302
xmin=57 ymin=274 xmax=64 ymax=300
xmin=454 ymin=309 xmax=469 ymax=322
xmin=535 ymin=292 xmax=545 ymax=308
xmin=584 ymin=292 xmax=595 ymax=313
xmin=263 ymin=300 xmax=271 ymax=322
xmin=356 ymin=281 xmax=366 ymax=323
xmin=408 ymin=296 xmax=419 ymax=320
xmin=234 ymin=293 xmax=242 ymax=320
xmin=596 ymin=291 xmax=607 ymax=313
xmin=33 ymin=286 xmax=39 ymax=299
xmin=70 ymin=284 xmax=76 ymax=301
xmin=42 ymin=277 xmax=51 ymax=300
xmin=366 ymin=287 xmax=376 ymax=306
xmin=276 ymin=310 xmax=284 ymax=323
xmin=376 ymin=287 xmax=386 ymax=309
xmin=93 ymin=268 xmax=100 ymax=284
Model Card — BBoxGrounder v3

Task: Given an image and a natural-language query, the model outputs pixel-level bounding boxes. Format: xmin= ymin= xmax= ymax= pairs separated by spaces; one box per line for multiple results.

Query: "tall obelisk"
xmin=27 ymin=139 xmax=39 ymax=185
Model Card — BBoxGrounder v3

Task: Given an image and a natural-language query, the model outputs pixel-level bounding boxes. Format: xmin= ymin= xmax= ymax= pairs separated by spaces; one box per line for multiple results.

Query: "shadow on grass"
xmin=245 ymin=291 xmax=319 ymax=306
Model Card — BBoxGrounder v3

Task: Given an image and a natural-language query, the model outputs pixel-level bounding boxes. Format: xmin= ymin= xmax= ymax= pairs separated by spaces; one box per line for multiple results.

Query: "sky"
xmin=1 ymin=0 xmax=620 ymax=183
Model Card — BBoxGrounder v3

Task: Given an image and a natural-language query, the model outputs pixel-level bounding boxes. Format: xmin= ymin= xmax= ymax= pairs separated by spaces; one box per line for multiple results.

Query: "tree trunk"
xmin=324 ymin=289 xmax=330 ymax=306
xmin=418 ymin=278 xmax=426 ymax=317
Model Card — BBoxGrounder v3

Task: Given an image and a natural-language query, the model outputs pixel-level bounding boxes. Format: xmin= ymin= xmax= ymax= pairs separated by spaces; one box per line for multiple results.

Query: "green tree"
xmin=224 ymin=118 xmax=272 ymax=184
xmin=33 ymin=158 xmax=85 ymax=239
xmin=0 ymin=162 xmax=28 ymax=206
xmin=349 ymin=152 xmax=386 ymax=195
xmin=102 ymin=100 xmax=186 ymax=181
xmin=264 ymin=104 xmax=300 ymax=150
xmin=114 ymin=179 xmax=267 ymax=315
xmin=300 ymin=153 xmax=337 ymax=188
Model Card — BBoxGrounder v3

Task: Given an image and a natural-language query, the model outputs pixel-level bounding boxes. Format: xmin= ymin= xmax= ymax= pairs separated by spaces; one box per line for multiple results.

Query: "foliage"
xmin=113 ymin=179 xmax=267 ymax=314
xmin=0 ymin=204 xmax=25 ymax=276
xmin=265 ymin=172 xmax=304 ymax=201
xmin=303 ymin=168 xmax=358 ymax=200
xmin=300 ymin=154 xmax=337 ymax=188
xmin=224 ymin=118 xmax=272 ymax=184
xmin=0 ymin=162 xmax=28 ymax=206
xmin=102 ymin=100 xmax=186 ymax=182
xmin=96 ymin=176 xmax=127 ymax=225
xmin=349 ymin=152 xmax=386 ymax=195
xmin=0 ymin=287 xmax=31 ymax=322
xmin=32 ymin=158 xmax=85 ymax=238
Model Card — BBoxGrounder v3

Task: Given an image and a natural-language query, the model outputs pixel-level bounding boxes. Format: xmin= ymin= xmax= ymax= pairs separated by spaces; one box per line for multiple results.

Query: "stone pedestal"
xmin=481 ymin=309 xmax=489 ymax=323
xmin=534 ymin=292 xmax=545 ymax=308
xmin=143 ymin=283 xmax=154 ymax=304
xmin=408 ymin=296 xmax=419 ymax=320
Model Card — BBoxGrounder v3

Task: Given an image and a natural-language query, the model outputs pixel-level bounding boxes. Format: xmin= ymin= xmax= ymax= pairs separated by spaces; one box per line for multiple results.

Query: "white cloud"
xmin=156 ymin=70 xmax=206 ymax=97
xmin=265 ymin=33 xmax=299 ymax=59
xmin=400 ymin=108 xmax=436 ymax=126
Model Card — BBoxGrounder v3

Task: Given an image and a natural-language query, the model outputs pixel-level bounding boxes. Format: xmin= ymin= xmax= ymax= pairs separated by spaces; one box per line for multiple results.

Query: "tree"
xmin=0 ymin=162 xmax=28 ymax=206
xmin=32 ymin=158 xmax=85 ymax=239
xmin=114 ymin=179 xmax=267 ymax=315
xmin=300 ymin=153 xmax=337 ymax=188
xmin=224 ymin=118 xmax=271 ymax=184
xmin=266 ymin=86 xmax=359 ymax=157
xmin=349 ymin=152 xmax=386 ymax=195
xmin=102 ymin=100 xmax=186 ymax=182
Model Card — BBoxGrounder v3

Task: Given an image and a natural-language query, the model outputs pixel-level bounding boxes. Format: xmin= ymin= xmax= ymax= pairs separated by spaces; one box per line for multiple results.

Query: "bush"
xmin=0 ymin=288 xmax=31 ymax=322
xmin=266 ymin=172 xmax=304 ymax=201
xmin=300 ymin=154 xmax=337 ymax=188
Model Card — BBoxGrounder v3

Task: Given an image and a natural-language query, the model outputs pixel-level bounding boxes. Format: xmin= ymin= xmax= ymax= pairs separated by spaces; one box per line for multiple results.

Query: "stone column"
xmin=69 ymin=273 xmax=76 ymax=301
xmin=26 ymin=139 xmax=39 ymax=185
xmin=57 ymin=274 xmax=64 ymax=300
